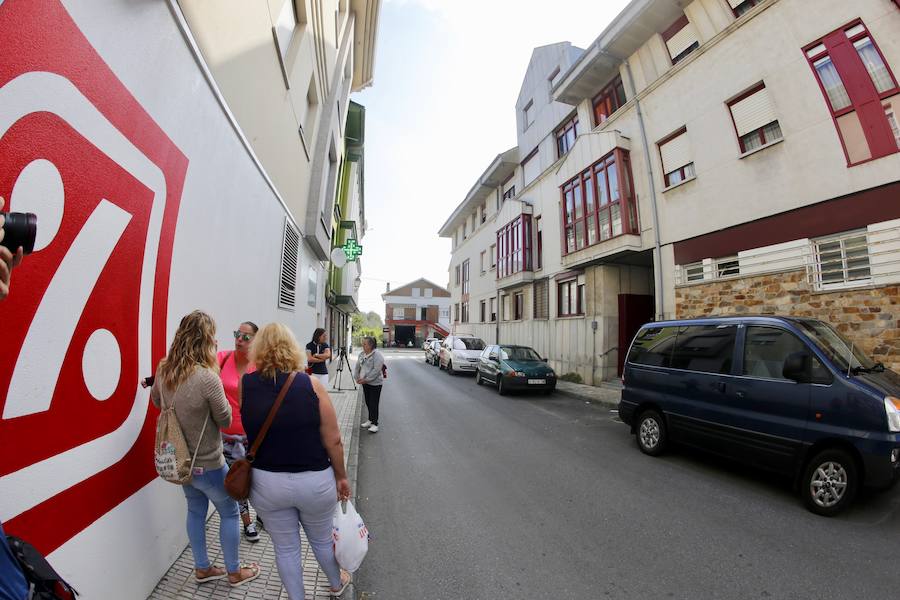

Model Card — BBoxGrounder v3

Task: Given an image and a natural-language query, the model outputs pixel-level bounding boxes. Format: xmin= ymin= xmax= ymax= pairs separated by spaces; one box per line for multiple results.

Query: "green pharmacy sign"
xmin=342 ymin=239 xmax=363 ymax=261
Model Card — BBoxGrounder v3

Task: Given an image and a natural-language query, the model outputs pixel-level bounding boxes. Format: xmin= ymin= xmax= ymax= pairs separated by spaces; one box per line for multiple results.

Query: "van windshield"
xmin=793 ymin=320 xmax=876 ymax=372
xmin=454 ymin=338 xmax=486 ymax=351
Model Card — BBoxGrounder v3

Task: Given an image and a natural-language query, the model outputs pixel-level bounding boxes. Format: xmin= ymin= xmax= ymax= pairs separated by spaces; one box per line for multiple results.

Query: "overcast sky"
xmin=352 ymin=0 xmax=631 ymax=317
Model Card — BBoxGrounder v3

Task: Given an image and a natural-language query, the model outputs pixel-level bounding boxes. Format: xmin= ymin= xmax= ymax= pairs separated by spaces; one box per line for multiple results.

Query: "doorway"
xmin=617 ymin=294 xmax=654 ymax=375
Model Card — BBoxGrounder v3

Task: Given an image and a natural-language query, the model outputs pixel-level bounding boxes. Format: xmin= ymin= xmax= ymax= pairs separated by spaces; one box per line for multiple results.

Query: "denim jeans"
xmin=182 ymin=466 xmax=240 ymax=573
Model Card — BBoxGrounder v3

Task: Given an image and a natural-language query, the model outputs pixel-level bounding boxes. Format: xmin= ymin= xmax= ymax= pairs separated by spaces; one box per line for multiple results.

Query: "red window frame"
xmin=727 ymin=84 xmax=782 ymax=153
xmin=557 ymin=279 xmax=583 ymax=317
xmin=730 ymin=0 xmax=762 ymax=18
xmin=559 ymin=148 xmax=639 ymax=256
xmin=555 ymin=115 xmax=579 ymax=157
xmin=662 ymin=15 xmax=698 ymax=65
xmin=804 ymin=19 xmax=900 ymax=165
xmin=592 ymin=75 xmax=627 ymax=126
xmin=535 ymin=215 xmax=543 ymax=270
xmin=496 ymin=214 xmax=533 ymax=279
xmin=657 ymin=127 xmax=693 ymax=187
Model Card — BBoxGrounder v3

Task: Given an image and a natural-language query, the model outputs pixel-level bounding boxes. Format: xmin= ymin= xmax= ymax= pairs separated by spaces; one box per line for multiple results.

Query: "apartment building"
xmin=383 ymin=278 xmax=451 ymax=346
xmin=441 ymin=0 xmax=900 ymax=383
xmin=179 ymin=0 xmax=380 ymax=340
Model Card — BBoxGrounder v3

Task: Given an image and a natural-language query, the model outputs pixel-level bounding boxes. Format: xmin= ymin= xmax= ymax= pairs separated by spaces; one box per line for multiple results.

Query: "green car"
xmin=475 ymin=344 xmax=556 ymax=395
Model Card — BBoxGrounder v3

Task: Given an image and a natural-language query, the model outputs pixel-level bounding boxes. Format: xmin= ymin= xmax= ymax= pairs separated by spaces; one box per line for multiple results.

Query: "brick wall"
xmin=675 ymin=269 xmax=900 ymax=371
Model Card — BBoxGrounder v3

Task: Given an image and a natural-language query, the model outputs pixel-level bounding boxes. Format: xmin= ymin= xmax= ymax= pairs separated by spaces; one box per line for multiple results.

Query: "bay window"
xmin=496 ymin=214 xmax=533 ymax=278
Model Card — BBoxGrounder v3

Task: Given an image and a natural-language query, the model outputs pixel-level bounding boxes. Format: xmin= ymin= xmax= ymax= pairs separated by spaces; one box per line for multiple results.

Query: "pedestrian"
xmin=150 ymin=310 xmax=260 ymax=587
xmin=354 ymin=336 xmax=384 ymax=433
xmin=218 ymin=321 xmax=262 ymax=542
xmin=306 ymin=327 xmax=332 ymax=388
xmin=241 ymin=323 xmax=352 ymax=599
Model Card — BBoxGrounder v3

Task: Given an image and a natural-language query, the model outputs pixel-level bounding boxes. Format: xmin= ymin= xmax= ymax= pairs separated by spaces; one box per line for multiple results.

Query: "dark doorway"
xmin=393 ymin=325 xmax=416 ymax=347
xmin=618 ymin=294 xmax=655 ymax=375
xmin=420 ymin=307 xmax=427 ymax=320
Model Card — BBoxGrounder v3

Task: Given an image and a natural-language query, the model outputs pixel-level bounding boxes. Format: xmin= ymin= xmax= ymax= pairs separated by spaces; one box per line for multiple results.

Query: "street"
xmin=355 ymin=349 xmax=900 ymax=600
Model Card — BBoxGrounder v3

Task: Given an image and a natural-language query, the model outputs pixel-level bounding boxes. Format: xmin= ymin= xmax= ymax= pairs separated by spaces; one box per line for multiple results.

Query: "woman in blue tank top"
xmin=241 ymin=323 xmax=352 ymax=598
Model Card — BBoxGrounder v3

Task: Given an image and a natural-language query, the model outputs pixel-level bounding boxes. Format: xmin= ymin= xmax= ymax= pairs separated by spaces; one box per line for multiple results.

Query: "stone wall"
xmin=675 ymin=269 xmax=900 ymax=372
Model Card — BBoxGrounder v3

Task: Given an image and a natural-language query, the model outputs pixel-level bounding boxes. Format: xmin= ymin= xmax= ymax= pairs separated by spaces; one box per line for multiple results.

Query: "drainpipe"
xmin=623 ymin=58 xmax=665 ymax=321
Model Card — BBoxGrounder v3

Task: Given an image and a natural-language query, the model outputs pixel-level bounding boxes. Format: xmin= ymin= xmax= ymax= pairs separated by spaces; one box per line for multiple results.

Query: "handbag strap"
xmin=247 ymin=372 xmax=296 ymax=461
xmin=187 ymin=411 xmax=211 ymax=474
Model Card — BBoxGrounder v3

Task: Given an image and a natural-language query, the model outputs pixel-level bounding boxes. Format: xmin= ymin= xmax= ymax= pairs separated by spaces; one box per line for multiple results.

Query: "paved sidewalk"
xmin=554 ymin=379 xmax=622 ymax=408
xmin=148 ymin=383 xmax=362 ymax=600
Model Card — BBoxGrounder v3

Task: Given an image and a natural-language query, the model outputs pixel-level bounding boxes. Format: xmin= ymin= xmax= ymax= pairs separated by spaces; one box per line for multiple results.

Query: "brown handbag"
xmin=224 ymin=372 xmax=297 ymax=500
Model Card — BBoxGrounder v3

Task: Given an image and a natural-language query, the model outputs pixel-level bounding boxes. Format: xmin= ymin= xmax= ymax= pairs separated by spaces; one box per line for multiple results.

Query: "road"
xmin=353 ymin=349 xmax=900 ymax=600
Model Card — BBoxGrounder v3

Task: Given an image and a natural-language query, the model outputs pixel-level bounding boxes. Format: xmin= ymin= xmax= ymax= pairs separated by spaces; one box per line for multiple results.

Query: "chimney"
xmin=386 ymin=282 xmax=391 ymax=293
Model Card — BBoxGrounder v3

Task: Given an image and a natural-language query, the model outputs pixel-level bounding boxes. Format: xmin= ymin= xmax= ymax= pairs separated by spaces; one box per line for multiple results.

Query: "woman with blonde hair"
xmin=151 ymin=310 xmax=260 ymax=587
xmin=241 ymin=323 xmax=352 ymax=598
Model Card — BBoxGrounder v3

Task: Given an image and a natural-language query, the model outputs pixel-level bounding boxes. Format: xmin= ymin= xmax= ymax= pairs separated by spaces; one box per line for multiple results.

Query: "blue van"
xmin=619 ymin=316 xmax=900 ymax=516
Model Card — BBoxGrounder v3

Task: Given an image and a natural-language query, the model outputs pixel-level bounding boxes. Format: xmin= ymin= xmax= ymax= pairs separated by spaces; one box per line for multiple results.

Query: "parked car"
xmin=439 ymin=335 xmax=486 ymax=374
xmin=619 ymin=315 xmax=900 ymax=516
xmin=476 ymin=345 xmax=556 ymax=395
xmin=423 ymin=337 xmax=437 ymax=350
xmin=424 ymin=339 xmax=442 ymax=366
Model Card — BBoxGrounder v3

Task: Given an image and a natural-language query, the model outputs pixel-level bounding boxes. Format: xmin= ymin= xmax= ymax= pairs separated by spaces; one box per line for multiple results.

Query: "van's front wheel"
xmin=802 ymin=449 xmax=858 ymax=516
xmin=636 ymin=410 xmax=667 ymax=456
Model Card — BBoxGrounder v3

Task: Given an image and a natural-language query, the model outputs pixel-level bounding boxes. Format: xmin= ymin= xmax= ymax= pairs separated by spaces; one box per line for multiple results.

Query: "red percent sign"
xmin=0 ymin=0 xmax=186 ymax=554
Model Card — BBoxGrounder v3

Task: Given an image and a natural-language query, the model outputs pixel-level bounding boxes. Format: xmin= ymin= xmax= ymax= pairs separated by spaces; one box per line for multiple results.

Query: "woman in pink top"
xmin=218 ymin=320 xmax=260 ymax=542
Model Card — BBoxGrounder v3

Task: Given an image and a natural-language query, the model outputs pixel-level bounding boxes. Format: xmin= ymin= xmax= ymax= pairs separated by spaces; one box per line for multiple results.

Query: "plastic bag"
xmin=332 ymin=500 xmax=369 ymax=572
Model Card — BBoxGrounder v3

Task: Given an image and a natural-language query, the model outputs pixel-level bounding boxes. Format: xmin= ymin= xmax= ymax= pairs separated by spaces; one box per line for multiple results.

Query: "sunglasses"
xmin=233 ymin=331 xmax=254 ymax=342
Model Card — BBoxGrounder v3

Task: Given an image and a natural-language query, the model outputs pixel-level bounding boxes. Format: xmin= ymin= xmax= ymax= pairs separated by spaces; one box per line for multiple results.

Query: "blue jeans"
xmin=182 ymin=466 xmax=240 ymax=573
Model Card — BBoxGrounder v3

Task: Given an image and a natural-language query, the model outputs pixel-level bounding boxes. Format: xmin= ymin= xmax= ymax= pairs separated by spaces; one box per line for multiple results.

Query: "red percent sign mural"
xmin=0 ymin=0 xmax=186 ymax=553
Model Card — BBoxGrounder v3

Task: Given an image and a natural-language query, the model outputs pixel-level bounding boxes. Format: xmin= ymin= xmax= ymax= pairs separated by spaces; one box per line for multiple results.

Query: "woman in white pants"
xmin=306 ymin=327 xmax=332 ymax=388
xmin=242 ymin=324 xmax=352 ymax=598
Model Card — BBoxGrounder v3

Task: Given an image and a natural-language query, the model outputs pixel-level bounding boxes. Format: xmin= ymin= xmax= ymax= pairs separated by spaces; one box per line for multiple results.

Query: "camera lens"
xmin=1 ymin=212 xmax=37 ymax=255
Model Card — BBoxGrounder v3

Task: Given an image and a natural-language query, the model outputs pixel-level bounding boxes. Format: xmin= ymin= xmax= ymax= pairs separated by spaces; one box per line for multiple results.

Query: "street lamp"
xmin=354 ymin=275 xmax=362 ymax=291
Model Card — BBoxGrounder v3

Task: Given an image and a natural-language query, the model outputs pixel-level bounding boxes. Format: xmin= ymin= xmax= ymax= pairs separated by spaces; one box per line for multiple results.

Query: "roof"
xmin=351 ymin=0 xmax=381 ymax=92
xmin=437 ymin=147 xmax=519 ymax=237
xmin=382 ymin=278 xmax=450 ymax=299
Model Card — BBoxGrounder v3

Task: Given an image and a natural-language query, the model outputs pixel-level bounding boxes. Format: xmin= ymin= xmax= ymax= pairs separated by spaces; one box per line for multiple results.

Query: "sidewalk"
xmin=148 ymin=379 xmax=362 ymax=600
xmin=554 ymin=379 xmax=622 ymax=409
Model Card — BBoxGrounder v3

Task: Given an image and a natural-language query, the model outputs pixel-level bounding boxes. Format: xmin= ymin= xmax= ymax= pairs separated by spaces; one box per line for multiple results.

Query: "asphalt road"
xmin=354 ymin=349 xmax=900 ymax=600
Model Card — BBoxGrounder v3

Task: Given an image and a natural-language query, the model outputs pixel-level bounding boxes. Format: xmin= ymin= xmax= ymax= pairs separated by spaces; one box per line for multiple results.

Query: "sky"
xmin=352 ymin=0 xmax=631 ymax=317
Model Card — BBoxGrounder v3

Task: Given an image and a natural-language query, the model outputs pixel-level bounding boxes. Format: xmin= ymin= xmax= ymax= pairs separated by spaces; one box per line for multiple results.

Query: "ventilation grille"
xmin=279 ymin=218 xmax=299 ymax=310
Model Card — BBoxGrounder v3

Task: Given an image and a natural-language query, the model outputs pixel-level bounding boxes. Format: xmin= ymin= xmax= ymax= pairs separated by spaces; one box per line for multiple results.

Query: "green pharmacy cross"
xmin=342 ymin=239 xmax=363 ymax=261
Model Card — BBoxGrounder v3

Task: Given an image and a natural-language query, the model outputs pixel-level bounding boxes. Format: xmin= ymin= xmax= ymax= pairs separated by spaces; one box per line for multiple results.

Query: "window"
xmin=496 ymin=214 xmax=533 ymax=278
xmin=425 ymin=288 xmax=433 ymax=298
xmin=729 ymin=0 xmax=762 ymax=17
xmin=743 ymin=327 xmax=809 ymax=380
xmin=462 ymin=259 xmax=470 ymax=295
xmin=560 ymin=148 xmax=638 ymax=255
xmin=489 ymin=297 xmax=497 ymax=322
xmin=716 ymin=257 xmax=740 ymax=277
xmin=805 ymin=21 xmax=900 ymax=164
xmin=412 ymin=287 xmax=420 ymax=297
xmin=523 ymin=100 xmax=535 ymax=129
xmin=453 ymin=303 xmax=459 ymax=322
xmin=279 ymin=219 xmax=299 ymax=310
xmin=535 ymin=216 xmax=543 ymax=269
xmin=522 ymin=149 xmax=541 ymax=187
xmin=392 ymin=306 xmax=404 ymax=319
xmin=481 ymin=203 xmax=487 ymax=224
xmin=628 ymin=326 xmax=678 ymax=367
xmin=662 ymin=15 xmax=699 ymax=65
xmin=454 ymin=265 xmax=460 ymax=285
xmin=503 ymin=186 xmax=516 ymax=201
xmin=461 ymin=302 xmax=469 ymax=323
xmin=420 ymin=307 xmax=427 ymax=320
xmin=557 ymin=279 xmax=583 ymax=317
xmin=592 ymin=75 xmax=627 ymax=125
xmin=728 ymin=84 xmax=783 ymax=154
xmin=658 ymin=128 xmax=695 ymax=187
xmin=556 ymin=115 xmax=578 ymax=157
xmin=480 ymin=251 xmax=486 ymax=273
xmin=814 ymin=232 xmax=871 ymax=288
xmin=480 ymin=300 xmax=486 ymax=322
xmin=490 ymin=243 xmax=497 ymax=268
xmin=462 ymin=221 xmax=467 ymax=239
xmin=683 ymin=262 xmax=704 ymax=282
xmin=533 ymin=279 xmax=549 ymax=319
xmin=549 ymin=67 xmax=562 ymax=90
xmin=512 ymin=292 xmax=524 ymax=320
xmin=670 ymin=325 xmax=737 ymax=374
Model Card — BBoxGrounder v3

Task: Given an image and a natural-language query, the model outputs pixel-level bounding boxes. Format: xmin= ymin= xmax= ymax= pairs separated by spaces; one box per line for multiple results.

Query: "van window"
xmin=743 ymin=327 xmax=808 ymax=380
xmin=454 ymin=337 xmax=486 ymax=351
xmin=670 ymin=325 xmax=737 ymax=374
xmin=628 ymin=327 xmax=678 ymax=367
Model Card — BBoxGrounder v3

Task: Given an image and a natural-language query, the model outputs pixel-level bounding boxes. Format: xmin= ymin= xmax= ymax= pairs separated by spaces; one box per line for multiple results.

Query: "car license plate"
xmin=528 ymin=379 xmax=546 ymax=385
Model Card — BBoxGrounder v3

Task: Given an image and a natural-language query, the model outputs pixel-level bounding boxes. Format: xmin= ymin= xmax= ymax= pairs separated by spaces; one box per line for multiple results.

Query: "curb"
xmin=345 ymin=387 xmax=362 ymax=600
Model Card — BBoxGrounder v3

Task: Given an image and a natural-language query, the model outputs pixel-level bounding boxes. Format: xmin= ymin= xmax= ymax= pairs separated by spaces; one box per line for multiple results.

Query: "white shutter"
xmin=727 ymin=0 xmax=744 ymax=8
xmin=730 ymin=87 xmax=778 ymax=137
xmin=659 ymin=131 xmax=691 ymax=173
xmin=665 ymin=21 xmax=699 ymax=60
xmin=278 ymin=218 xmax=299 ymax=310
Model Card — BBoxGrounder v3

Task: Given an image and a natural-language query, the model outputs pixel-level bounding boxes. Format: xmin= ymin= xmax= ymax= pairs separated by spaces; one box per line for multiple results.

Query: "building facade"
xmin=442 ymin=0 xmax=900 ymax=383
xmin=383 ymin=278 xmax=451 ymax=346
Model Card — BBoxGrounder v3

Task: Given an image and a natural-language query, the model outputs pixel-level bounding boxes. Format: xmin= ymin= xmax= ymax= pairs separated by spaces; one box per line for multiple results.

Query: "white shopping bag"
xmin=332 ymin=500 xmax=369 ymax=572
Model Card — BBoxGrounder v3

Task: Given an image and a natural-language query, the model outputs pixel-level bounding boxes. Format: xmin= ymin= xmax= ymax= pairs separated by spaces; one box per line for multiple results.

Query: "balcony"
xmin=496 ymin=213 xmax=533 ymax=289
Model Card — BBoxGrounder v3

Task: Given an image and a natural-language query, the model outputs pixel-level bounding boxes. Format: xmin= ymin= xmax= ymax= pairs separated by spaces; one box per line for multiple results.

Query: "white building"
xmin=382 ymin=278 xmax=452 ymax=346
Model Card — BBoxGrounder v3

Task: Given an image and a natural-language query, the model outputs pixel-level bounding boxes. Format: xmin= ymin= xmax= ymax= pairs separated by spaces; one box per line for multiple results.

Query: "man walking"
xmin=354 ymin=336 xmax=385 ymax=433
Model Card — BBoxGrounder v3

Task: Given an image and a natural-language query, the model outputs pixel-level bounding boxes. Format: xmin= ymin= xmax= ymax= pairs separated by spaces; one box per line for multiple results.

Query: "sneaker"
xmin=244 ymin=523 xmax=260 ymax=543
xmin=360 ymin=420 xmax=372 ymax=429
xmin=368 ymin=424 xmax=379 ymax=433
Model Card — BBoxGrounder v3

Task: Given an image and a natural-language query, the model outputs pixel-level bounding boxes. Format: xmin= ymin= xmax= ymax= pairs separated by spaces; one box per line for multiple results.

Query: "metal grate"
xmin=279 ymin=218 xmax=299 ymax=310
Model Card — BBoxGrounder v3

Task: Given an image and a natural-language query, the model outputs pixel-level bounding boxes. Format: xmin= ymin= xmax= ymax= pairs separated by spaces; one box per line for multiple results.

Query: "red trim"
xmin=555 ymin=114 xmax=579 ymax=158
xmin=592 ymin=75 xmax=627 ymax=126
xmin=673 ymin=180 xmax=900 ymax=264
xmin=726 ymin=84 xmax=779 ymax=153
xmin=661 ymin=14 xmax=689 ymax=42
xmin=656 ymin=127 xmax=688 ymax=185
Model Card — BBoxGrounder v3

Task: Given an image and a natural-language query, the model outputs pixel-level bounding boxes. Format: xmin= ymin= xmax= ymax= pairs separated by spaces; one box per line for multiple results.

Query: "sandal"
xmin=330 ymin=570 xmax=352 ymax=597
xmin=228 ymin=563 xmax=261 ymax=587
xmin=195 ymin=565 xmax=227 ymax=583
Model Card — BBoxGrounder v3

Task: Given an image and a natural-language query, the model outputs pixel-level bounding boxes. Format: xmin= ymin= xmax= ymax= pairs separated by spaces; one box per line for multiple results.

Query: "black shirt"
xmin=306 ymin=342 xmax=330 ymax=375
xmin=240 ymin=371 xmax=331 ymax=472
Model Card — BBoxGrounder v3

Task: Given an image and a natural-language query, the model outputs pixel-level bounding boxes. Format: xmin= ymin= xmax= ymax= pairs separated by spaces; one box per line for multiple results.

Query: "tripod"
xmin=332 ymin=347 xmax=357 ymax=391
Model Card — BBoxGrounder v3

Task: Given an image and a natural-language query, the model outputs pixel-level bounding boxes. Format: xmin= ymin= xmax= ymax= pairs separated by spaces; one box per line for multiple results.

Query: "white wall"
xmin=0 ymin=1 xmax=321 ymax=597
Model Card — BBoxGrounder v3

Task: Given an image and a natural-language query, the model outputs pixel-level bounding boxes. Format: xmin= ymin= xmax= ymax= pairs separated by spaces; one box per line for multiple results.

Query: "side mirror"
xmin=489 ymin=354 xmax=499 ymax=362
xmin=782 ymin=352 xmax=810 ymax=383
xmin=541 ymin=357 xmax=548 ymax=363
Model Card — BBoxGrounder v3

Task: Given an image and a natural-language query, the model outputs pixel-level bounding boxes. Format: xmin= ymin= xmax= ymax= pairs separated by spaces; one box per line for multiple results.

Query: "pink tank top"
xmin=217 ymin=351 xmax=256 ymax=435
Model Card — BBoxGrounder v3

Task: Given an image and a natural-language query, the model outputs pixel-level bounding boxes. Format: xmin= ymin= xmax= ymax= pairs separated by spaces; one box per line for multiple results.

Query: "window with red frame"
xmin=729 ymin=0 xmax=762 ymax=17
xmin=662 ymin=15 xmax=699 ymax=65
xmin=461 ymin=259 xmax=470 ymax=295
xmin=805 ymin=20 xmax=900 ymax=164
xmin=657 ymin=128 xmax=695 ymax=187
xmin=496 ymin=214 xmax=533 ymax=278
xmin=556 ymin=115 xmax=578 ymax=157
xmin=535 ymin=216 xmax=543 ymax=269
xmin=727 ymin=84 xmax=783 ymax=153
xmin=593 ymin=75 xmax=627 ymax=125
xmin=557 ymin=280 xmax=584 ymax=317
xmin=560 ymin=149 xmax=638 ymax=255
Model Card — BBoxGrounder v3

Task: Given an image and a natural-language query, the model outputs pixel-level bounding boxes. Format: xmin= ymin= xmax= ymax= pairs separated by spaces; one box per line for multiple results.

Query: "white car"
xmin=439 ymin=335 xmax=487 ymax=375
xmin=423 ymin=337 xmax=437 ymax=350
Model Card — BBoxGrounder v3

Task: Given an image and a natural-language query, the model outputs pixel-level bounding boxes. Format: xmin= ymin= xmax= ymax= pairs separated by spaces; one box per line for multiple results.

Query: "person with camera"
xmin=0 ymin=196 xmax=25 ymax=302
xmin=354 ymin=336 xmax=385 ymax=434
xmin=305 ymin=327 xmax=332 ymax=388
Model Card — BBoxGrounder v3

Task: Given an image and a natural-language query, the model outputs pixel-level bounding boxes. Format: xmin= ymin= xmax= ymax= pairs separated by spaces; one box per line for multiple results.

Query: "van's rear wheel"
xmin=802 ymin=449 xmax=858 ymax=516
xmin=636 ymin=410 xmax=667 ymax=456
